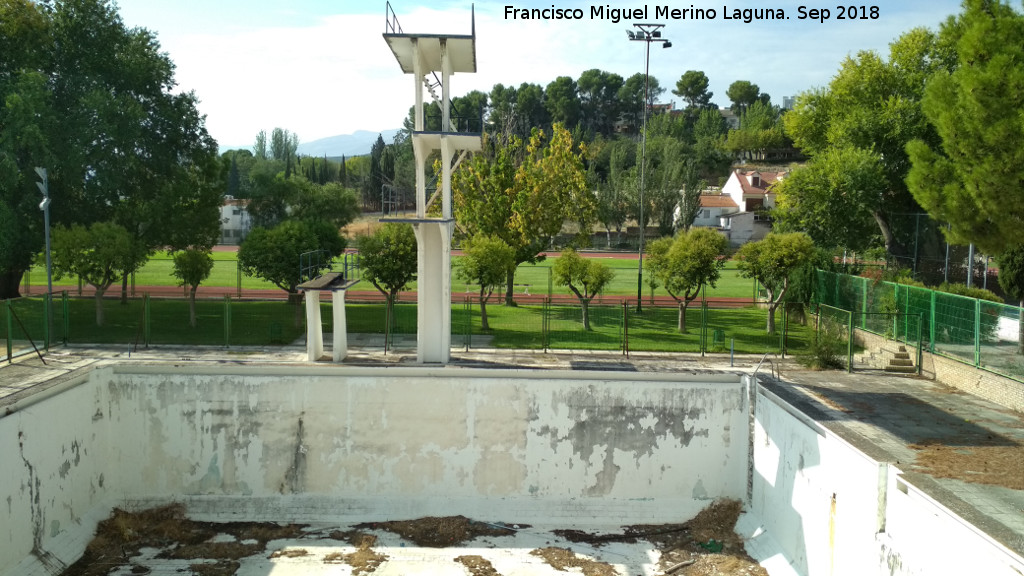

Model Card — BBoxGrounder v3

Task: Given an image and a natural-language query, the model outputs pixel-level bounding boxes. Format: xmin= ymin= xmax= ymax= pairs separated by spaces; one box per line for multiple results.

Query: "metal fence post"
xmin=5 ymin=299 xmax=11 ymax=362
xmin=621 ymin=300 xmax=628 ymax=357
xmin=543 ymin=297 xmax=550 ymax=352
xmin=465 ymin=296 xmax=471 ymax=352
xmin=62 ymin=291 xmax=69 ymax=344
xmin=930 ymin=290 xmax=936 ymax=353
xmin=904 ymin=287 xmax=910 ymax=343
xmin=224 ymin=295 xmax=231 ymax=348
xmin=43 ymin=294 xmax=50 ymax=350
xmin=847 ymin=309 xmax=854 ymax=373
xmin=144 ymin=294 xmax=151 ymax=348
xmin=782 ymin=304 xmax=788 ymax=358
xmin=237 ymin=261 xmax=242 ymax=298
xmin=700 ymin=300 xmax=707 ymax=356
xmin=974 ymin=298 xmax=981 ymax=367
xmin=861 ymin=276 xmax=869 ymax=329
xmin=918 ymin=313 xmax=924 ymax=376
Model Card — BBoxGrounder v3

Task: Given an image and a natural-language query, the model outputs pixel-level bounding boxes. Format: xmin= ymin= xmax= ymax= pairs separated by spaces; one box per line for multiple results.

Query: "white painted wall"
xmin=750 ymin=388 xmax=886 ymax=576
xmin=0 ymin=365 xmax=749 ymax=575
xmin=881 ymin=472 xmax=1024 ymax=576
xmin=749 ymin=385 xmax=1024 ymax=576
xmin=0 ymin=371 xmax=114 ymax=575
xmin=5 ymin=367 xmax=1022 ymax=576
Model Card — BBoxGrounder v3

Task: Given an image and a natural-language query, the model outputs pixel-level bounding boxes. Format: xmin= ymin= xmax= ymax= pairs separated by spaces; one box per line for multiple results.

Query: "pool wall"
xmin=1 ymin=365 xmax=749 ymax=574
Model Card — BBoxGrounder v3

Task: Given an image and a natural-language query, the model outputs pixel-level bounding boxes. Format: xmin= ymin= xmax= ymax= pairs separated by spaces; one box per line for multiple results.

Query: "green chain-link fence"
xmin=5 ymin=292 xmax=814 ymax=362
xmin=816 ymin=270 xmax=1024 ymax=382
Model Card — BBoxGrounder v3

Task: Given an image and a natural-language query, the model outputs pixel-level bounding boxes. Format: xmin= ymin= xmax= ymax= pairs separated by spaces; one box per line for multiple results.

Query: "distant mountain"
xmin=297 ymin=129 xmax=402 ymax=158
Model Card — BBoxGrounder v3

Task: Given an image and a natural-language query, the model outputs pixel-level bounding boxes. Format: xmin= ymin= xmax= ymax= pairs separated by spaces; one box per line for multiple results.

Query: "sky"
xmin=113 ymin=0 xmax=965 ymax=150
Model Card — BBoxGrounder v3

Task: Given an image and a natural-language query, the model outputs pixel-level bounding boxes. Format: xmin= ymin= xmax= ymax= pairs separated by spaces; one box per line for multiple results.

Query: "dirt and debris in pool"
xmin=551 ymin=499 xmax=768 ymax=576
xmin=353 ymin=515 xmax=524 ymax=547
xmin=59 ymin=499 xmax=767 ymax=576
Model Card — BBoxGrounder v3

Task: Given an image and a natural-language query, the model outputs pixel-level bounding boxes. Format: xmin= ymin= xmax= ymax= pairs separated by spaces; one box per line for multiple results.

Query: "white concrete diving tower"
xmin=382 ymin=3 xmax=482 ymax=364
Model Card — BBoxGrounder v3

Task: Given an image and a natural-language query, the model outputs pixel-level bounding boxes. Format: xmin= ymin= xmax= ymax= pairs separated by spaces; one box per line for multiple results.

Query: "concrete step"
xmin=884 ymin=364 xmax=917 ymax=374
xmin=889 ymin=358 xmax=914 ymax=367
xmin=893 ymin=352 xmax=911 ymax=360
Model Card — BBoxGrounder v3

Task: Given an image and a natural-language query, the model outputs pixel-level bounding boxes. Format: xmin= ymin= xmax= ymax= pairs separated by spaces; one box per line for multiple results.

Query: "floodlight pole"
xmin=628 ymin=23 xmax=671 ymax=313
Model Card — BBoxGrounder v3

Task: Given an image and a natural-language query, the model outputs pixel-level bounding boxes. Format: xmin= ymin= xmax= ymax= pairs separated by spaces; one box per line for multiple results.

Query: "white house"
xmin=717 ymin=169 xmax=786 ymax=247
xmin=722 ymin=168 xmax=785 ymax=212
xmin=219 ymin=196 xmax=252 ymax=245
xmin=682 ymin=192 xmax=740 ymax=229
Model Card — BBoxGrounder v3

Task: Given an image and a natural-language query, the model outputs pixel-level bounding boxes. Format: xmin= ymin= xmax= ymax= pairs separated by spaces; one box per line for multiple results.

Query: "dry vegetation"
xmin=354 ymin=515 xmax=520 ymax=547
xmin=63 ymin=501 xmax=766 ymax=576
xmin=910 ymin=438 xmax=1024 ymax=490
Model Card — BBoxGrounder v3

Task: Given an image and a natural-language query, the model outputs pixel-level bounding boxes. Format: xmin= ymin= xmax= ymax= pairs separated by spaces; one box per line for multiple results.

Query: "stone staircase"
xmin=884 ymin=346 xmax=917 ymax=374
xmin=854 ymin=344 xmax=917 ymax=374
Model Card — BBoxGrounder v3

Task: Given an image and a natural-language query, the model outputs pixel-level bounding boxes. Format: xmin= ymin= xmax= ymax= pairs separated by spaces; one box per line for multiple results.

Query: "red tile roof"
xmin=735 ymin=169 xmax=785 ymax=197
xmin=700 ymin=195 xmax=739 ymax=209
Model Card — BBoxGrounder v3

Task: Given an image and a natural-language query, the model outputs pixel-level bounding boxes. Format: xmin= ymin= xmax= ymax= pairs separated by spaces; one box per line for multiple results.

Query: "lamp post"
xmin=35 ymin=167 xmax=53 ymax=346
xmin=627 ymin=23 xmax=671 ymax=313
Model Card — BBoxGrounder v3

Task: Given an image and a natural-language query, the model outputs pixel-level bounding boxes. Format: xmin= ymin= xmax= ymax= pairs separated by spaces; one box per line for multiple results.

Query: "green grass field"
xmin=24 ymin=252 xmax=760 ymax=300
xmin=1 ymin=295 xmax=808 ymax=355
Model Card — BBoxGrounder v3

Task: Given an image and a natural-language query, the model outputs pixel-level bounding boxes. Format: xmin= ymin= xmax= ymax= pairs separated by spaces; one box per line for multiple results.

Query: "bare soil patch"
xmin=455 ymin=554 xmax=502 ymax=576
xmin=910 ymin=438 xmax=1024 ymax=490
xmin=322 ymin=533 xmax=387 ymax=575
xmin=531 ymin=547 xmax=619 ymax=576
xmin=59 ymin=504 xmax=306 ymax=576
xmin=354 ymin=515 xmax=520 ymax=547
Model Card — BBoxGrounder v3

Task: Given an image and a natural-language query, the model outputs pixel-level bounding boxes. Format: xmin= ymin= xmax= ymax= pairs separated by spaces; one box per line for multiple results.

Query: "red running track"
xmin=19 ymin=284 xmax=755 ymax=308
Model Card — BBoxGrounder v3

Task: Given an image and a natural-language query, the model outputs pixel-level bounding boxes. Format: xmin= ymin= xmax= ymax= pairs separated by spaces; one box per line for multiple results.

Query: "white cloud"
xmin=123 ymin=0 xmax=963 ymax=148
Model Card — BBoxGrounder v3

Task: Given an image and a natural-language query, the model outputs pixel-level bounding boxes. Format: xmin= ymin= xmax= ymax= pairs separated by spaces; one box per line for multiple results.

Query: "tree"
xmin=357 ymin=223 xmax=417 ymax=323
xmin=227 ymin=154 xmax=241 ymax=197
xmin=724 ymin=101 xmax=787 ymax=161
xmin=773 ymin=147 xmax=884 ymax=251
xmin=364 ymin=134 xmax=386 ymax=210
xmin=726 ymin=80 xmax=761 ymax=114
xmin=253 ymin=130 xmax=268 ymax=160
xmin=552 ymin=249 xmax=615 ymax=331
xmin=675 ymin=160 xmax=706 ymax=233
xmin=456 ymin=234 xmax=515 ymax=330
xmin=51 ymin=222 xmax=139 ymax=326
xmin=515 ymin=82 xmax=549 ymax=138
xmin=735 ymin=232 xmax=816 ymax=334
xmin=692 ymin=108 xmax=732 ymax=177
xmin=291 ymin=182 xmax=360 ymax=229
xmin=270 ymin=127 xmax=298 ymax=162
xmin=577 ymin=69 xmax=624 ymax=137
xmin=644 ymin=137 xmax=687 ymax=236
xmin=488 ymin=83 xmax=518 ymax=135
xmin=172 ymin=249 xmax=214 ymax=328
xmin=906 ymin=0 xmax=1024 ymax=255
xmin=0 ymin=0 xmax=222 ymax=299
xmin=672 ymin=70 xmax=714 ymax=110
xmin=453 ymin=124 xmax=594 ymax=305
xmin=645 ymin=228 xmax=727 ymax=332
xmin=618 ymin=72 xmax=664 ymax=134
xmin=544 ymin=76 xmax=580 ymax=129
xmin=784 ymin=27 xmax=954 ymax=258
xmin=238 ymin=220 xmax=344 ymax=302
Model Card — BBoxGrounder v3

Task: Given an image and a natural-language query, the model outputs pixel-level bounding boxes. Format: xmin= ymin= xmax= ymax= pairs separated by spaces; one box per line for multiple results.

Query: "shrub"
xmin=936 ymin=282 xmax=1004 ymax=304
xmin=801 ymin=321 xmax=846 ymax=370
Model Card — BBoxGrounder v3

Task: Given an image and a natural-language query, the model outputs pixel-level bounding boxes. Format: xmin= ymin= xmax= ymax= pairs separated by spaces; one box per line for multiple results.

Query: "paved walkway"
xmin=3 ymin=344 xmax=1023 ymax=560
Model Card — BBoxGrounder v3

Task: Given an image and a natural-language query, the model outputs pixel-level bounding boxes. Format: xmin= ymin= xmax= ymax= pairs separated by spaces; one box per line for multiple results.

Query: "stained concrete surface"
xmin=3 ymin=342 xmax=1024 ymax=564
